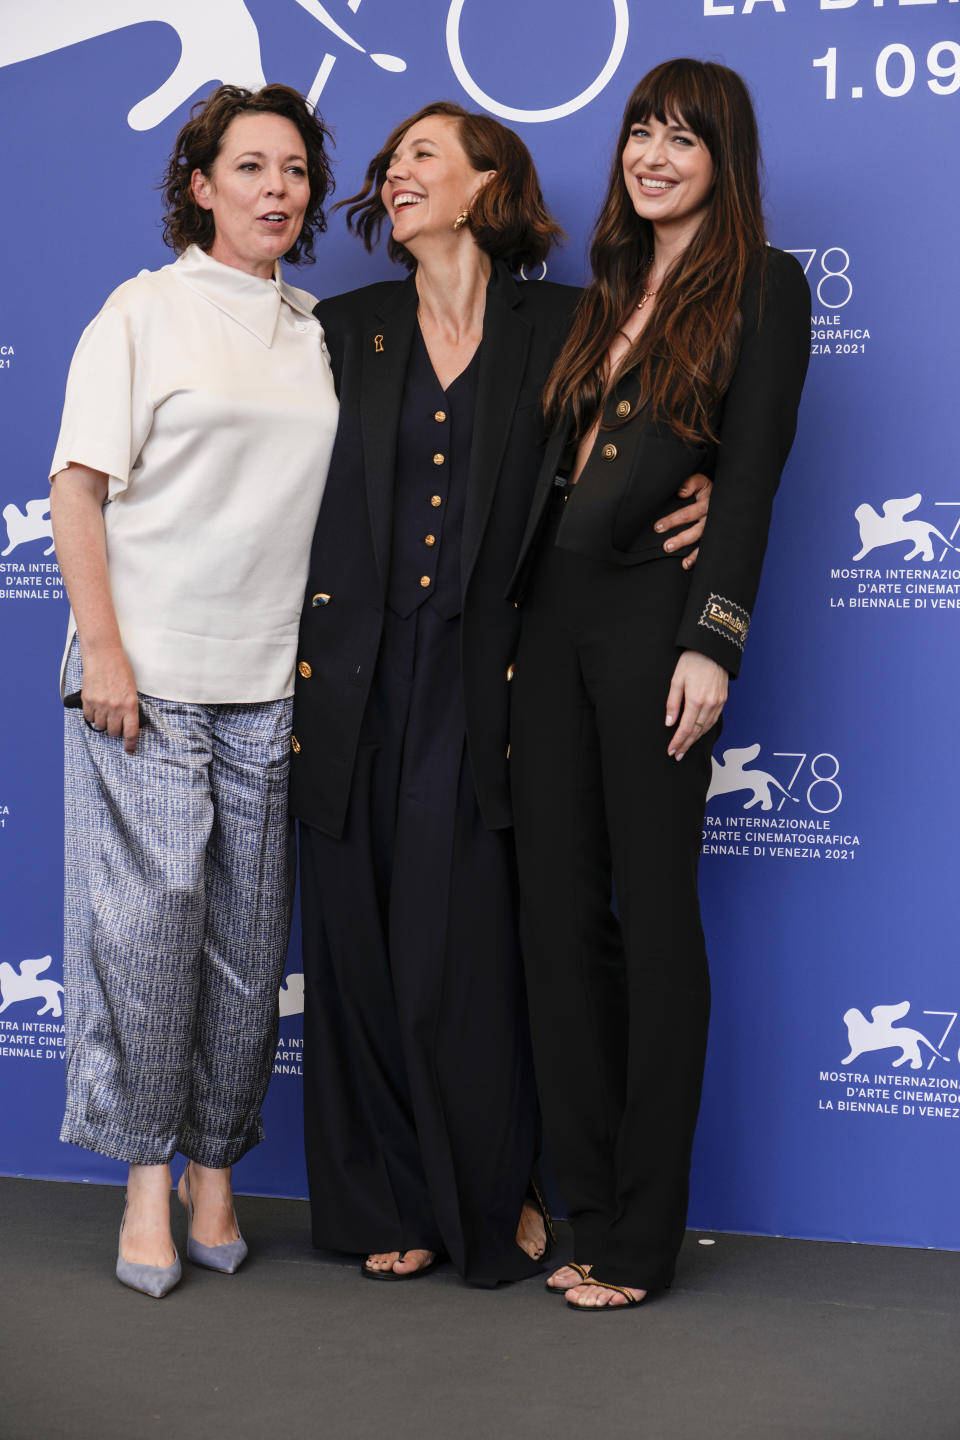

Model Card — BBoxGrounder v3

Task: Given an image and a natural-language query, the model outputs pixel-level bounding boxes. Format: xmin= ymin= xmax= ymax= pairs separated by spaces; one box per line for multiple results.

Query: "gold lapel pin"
xmin=374 ymin=334 xmax=384 ymax=353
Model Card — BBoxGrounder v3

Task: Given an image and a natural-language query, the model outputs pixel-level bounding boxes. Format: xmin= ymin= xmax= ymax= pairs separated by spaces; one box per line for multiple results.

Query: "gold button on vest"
xmin=433 ymin=452 xmax=445 ymax=466
xmin=420 ymin=575 xmax=431 ymax=588
xmin=430 ymin=495 xmax=442 ymax=507
xmin=616 ymin=400 xmax=631 ymax=418
xmin=601 ymin=443 xmax=618 ymax=461
xmin=434 ymin=410 xmax=447 ymax=423
xmin=424 ymin=534 xmax=436 ymax=547
xmin=311 ymin=593 xmax=331 ymax=607
xmin=290 ymin=735 xmax=301 ymax=755
xmin=297 ymin=661 xmax=312 ymax=679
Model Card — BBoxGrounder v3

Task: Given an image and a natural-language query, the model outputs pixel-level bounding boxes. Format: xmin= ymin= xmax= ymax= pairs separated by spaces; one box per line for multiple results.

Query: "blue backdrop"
xmin=1 ymin=0 xmax=958 ymax=1249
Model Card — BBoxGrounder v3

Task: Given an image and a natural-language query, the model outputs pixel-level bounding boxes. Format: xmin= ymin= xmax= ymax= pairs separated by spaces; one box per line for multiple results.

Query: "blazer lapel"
xmin=461 ymin=266 xmax=531 ymax=597
xmin=360 ymin=275 xmax=419 ymax=591
xmin=509 ymin=416 xmax=572 ymax=582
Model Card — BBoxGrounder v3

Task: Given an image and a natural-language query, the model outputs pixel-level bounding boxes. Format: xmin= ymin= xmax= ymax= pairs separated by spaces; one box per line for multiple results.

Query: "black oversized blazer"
xmin=508 ymin=247 xmax=811 ymax=676
xmin=289 ymin=262 xmax=580 ymax=839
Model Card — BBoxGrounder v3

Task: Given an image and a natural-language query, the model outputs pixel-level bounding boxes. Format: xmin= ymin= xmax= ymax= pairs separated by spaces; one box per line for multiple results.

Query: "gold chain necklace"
xmin=617 ymin=284 xmax=660 ymax=342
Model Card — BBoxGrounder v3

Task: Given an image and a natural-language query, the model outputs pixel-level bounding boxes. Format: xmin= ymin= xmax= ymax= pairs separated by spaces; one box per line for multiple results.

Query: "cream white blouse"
xmin=51 ymin=244 xmax=338 ymax=703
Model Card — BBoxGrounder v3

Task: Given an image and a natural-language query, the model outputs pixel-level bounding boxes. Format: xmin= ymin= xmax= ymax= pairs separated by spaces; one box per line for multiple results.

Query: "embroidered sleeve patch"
xmin=699 ymin=594 xmax=750 ymax=651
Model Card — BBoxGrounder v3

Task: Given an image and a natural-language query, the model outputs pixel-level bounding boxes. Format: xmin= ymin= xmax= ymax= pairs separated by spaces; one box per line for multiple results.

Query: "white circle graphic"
xmin=446 ymin=0 xmax=630 ymax=124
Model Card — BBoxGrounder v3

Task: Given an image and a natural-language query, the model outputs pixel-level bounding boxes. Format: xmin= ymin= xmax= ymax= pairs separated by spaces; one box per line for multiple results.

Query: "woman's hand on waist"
xmin=653 ymin=472 xmax=712 ymax=569
xmin=665 ymin=649 xmax=727 ymax=761
xmin=80 ymin=643 xmax=141 ymax=754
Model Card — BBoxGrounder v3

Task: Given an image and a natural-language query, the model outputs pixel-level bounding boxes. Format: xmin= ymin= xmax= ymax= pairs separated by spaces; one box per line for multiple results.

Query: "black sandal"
xmin=360 ymin=1251 xmax=441 ymax=1282
xmin=565 ymin=1278 xmax=669 ymax=1312
xmin=545 ymin=1260 xmax=592 ymax=1294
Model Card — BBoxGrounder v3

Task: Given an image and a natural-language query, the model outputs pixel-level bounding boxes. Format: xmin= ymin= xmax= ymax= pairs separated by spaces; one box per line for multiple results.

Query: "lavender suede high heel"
xmin=179 ymin=1164 xmax=248 ymax=1273
xmin=116 ymin=1206 xmax=181 ymax=1298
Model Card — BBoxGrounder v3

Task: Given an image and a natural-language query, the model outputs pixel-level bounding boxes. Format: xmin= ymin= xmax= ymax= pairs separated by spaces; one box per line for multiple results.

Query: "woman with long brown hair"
xmin=508 ymin=59 xmax=811 ymax=1310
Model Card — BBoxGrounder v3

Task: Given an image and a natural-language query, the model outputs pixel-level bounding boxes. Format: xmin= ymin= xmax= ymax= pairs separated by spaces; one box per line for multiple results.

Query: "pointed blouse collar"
xmin=172 ymin=244 xmax=319 ymax=346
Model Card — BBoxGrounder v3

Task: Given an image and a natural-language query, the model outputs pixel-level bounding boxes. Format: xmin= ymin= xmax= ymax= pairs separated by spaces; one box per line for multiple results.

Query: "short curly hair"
xmin=160 ymin=84 xmax=334 ymax=265
xmin=340 ymin=101 xmax=563 ymax=273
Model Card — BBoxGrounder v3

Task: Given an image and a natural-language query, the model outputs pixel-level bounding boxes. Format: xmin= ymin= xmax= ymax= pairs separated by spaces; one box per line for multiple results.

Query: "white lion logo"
xmin=0 ymin=0 xmax=404 ymax=131
xmin=842 ymin=1001 xmax=943 ymax=1072
xmin=0 ymin=956 xmax=65 ymax=1018
xmin=853 ymin=494 xmax=958 ymax=563
xmin=2 ymin=498 xmax=55 ymax=557
xmin=278 ymin=972 xmax=304 ymax=1018
xmin=706 ymin=745 xmax=797 ymax=813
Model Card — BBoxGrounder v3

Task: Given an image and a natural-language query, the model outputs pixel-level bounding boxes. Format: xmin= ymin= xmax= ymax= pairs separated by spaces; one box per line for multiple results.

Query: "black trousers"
xmin=510 ymin=497 xmax=715 ymax=1291
xmin=300 ymin=602 xmax=540 ymax=1287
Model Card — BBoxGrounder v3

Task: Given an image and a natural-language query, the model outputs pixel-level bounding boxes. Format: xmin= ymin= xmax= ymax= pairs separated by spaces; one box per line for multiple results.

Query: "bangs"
xmin=624 ymin=60 xmax=722 ymax=151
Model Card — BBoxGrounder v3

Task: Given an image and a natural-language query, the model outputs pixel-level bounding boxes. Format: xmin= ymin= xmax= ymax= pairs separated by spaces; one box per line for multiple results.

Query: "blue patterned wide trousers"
xmin=61 ymin=642 xmax=294 ymax=1167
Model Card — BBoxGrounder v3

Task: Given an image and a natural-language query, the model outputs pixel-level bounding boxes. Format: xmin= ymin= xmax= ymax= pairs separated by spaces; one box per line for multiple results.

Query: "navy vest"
xmin=387 ymin=328 xmax=480 ymax=621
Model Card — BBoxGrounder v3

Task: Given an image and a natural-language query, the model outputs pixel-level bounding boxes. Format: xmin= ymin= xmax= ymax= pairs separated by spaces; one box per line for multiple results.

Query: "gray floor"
xmin=3 ymin=1177 xmax=959 ymax=1440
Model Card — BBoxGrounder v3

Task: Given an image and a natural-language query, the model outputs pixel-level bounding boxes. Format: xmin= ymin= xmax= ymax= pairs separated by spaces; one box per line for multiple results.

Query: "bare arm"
xmin=50 ymin=464 xmax=140 ymax=753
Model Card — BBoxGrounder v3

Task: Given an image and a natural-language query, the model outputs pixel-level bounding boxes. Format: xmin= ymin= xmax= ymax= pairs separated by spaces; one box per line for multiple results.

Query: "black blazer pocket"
xmin=611 ymin=434 xmax=710 ymax=555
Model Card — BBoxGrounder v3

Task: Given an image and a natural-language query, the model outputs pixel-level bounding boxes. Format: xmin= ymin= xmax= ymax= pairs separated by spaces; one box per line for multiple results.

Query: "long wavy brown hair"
xmin=339 ymin=101 xmax=563 ymax=273
xmin=543 ymin=59 xmax=767 ymax=446
xmin=160 ymin=84 xmax=334 ymax=266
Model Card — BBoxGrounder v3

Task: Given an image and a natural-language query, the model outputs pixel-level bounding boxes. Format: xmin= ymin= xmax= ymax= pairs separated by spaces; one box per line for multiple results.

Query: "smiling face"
xmin=621 ymin=112 xmax=714 ymax=245
xmin=381 ymin=114 xmax=494 ymax=259
xmin=190 ymin=111 xmax=311 ymax=278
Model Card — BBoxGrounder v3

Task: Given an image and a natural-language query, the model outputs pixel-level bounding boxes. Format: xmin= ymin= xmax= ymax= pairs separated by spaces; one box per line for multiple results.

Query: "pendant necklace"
xmin=617 ymin=283 xmax=660 ymax=343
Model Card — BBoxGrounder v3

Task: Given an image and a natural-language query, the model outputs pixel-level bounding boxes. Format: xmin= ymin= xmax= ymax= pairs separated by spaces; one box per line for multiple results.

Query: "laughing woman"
xmin=509 ymin=59 xmax=811 ymax=1310
xmin=288 ymin=102 xmax=712 ymax=1286
xmin=50 ymin=85 xmax=338 ymax=1297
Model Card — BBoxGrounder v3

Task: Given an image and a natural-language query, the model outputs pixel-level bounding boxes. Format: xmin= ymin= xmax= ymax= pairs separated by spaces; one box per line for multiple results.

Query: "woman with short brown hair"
xmin=50 ymin=83 xmax=337 ymax=1297
xmin=290 ymin=99 xmax=710 ymax=1288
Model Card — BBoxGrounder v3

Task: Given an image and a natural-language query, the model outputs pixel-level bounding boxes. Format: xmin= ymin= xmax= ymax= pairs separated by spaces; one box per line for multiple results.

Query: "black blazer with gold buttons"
xmin=508 ymin=247 xmax=811 ymax=676
xmin=289 ymin=262 xmax=580 ymax=838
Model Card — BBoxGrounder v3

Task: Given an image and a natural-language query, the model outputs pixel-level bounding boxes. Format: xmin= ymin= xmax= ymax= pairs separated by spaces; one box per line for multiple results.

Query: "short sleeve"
xmin=49 ymin=297 xmax=153 ymax=497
